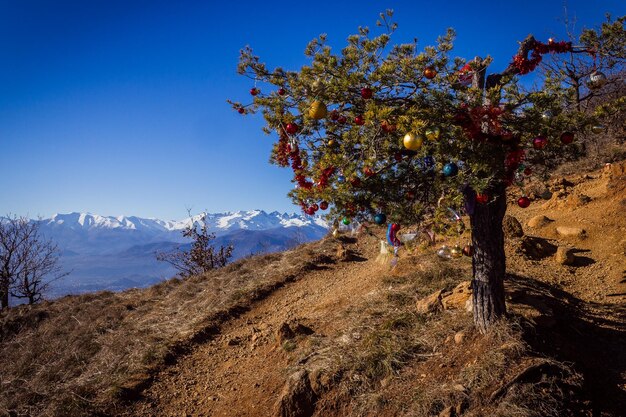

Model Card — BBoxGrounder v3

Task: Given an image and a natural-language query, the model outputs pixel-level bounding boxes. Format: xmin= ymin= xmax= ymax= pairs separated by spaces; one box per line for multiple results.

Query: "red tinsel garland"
xmin=280 ymin=128 xmax=336 ymax=214
xmin=511 ymin=39 xmax=573 ymax=75
xmin=276 ymin=131 xmax=291 ymax=167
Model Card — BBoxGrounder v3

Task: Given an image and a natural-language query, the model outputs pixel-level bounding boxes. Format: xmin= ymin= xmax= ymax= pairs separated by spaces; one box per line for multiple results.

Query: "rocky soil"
xmin=118 ymin=161 xmax=626 ymax=417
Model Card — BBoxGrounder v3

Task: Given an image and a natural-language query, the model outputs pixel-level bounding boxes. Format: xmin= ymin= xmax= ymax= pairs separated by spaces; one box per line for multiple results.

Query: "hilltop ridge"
xmin=1 ymin=161 xmax=625 ymax=417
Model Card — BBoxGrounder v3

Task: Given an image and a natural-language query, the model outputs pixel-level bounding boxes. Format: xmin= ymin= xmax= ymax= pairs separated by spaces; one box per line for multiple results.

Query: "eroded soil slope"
xmin=122 ymin=161 xmax=626 ymax=417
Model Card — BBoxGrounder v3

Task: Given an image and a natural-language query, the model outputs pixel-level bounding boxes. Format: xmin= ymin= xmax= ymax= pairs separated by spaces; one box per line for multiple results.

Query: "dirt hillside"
xmin=123 ymin=161 xmax=626 ymax=417
xmin=1 ymin=161 xmax=624 ymax=417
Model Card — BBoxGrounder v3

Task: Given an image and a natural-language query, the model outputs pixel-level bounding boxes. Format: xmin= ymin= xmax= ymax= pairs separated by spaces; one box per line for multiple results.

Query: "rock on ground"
xmin=274 ymin=370 xmax=317 ymax=417
xmin=555 ymin=246 xmax=575 ymax=265
xmin=442 ymin=281 xmax=472 ymax=310
xmin=556 ymin=226 xmax=587 ymax=239
xmin=527 ymin=215 xmax=553 ymax=228
xmin=564 ymin=193 xmax=592 ymax=209
xmin=276 ymin=322 xmax=296 ymax=345
xmin=503 ymin=215 xmax=524 ymax=238
xmin=416 ymin=290 xmax=443 ymax=315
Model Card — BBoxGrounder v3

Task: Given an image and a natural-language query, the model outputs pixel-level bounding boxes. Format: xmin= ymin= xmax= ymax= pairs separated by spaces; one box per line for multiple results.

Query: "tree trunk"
xmin=470 ymin=183 xmax=507 ymax=333
xmin=0 ymin=280 xmax=8 ymax=310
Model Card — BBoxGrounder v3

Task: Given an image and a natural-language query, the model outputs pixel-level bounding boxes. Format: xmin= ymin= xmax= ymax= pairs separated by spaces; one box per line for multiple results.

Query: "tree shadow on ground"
xmin=506 ymin=273 xmax=626 ymax=417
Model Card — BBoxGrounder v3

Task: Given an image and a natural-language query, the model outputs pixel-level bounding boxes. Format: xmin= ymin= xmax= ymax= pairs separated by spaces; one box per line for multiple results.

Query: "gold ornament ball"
xmin=425 ymin=127 xmax=440 ymax=141
xmin=591 ymin=125 xmax=605 ymax=134
xmin=309 ymin=101 xmax=328 ymax=119
xmin=450 ymin=245 xmax=463 ymax=258
xmin=403 ymin=133 xmax=423 ymax=151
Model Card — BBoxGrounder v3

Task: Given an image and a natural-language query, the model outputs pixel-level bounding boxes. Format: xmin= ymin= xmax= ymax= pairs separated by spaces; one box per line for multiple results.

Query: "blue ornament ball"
xmin=443 ymin=162 xmax=458 ymax=177
xmin=422 ymin=156 xmax=435 ymax=171
xmin=374 ymin=213 xmax=387 ymax=225
xmin=417 ymin=156 xmax=436 ymax=172
xmin=337 ymin=175 xmax=346 ymax=183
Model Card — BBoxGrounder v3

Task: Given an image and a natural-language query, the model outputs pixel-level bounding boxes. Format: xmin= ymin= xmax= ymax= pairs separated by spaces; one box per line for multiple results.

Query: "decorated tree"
xmin=539 ymin=14 xmax=626 ymax=158
xmin=229 ymin=11 xmax=621 ymax=332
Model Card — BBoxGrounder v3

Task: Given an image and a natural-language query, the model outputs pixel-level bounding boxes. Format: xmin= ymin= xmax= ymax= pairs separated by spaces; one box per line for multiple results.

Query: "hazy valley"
xmin=35 ymin=211 xmax=328 ymax=296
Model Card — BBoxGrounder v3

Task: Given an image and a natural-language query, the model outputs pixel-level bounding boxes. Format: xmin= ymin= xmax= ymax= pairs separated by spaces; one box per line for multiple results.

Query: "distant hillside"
xmin=32 ymin=211 xmax=328 ymax=296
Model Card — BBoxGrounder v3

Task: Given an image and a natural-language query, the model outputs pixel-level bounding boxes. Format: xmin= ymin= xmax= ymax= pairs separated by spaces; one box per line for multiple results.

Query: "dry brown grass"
xmin=312 ymin=259 xmax=472 ymax=415
xmin=312 ymin=257 xmax=584 ymax=417
xmin=0 ymin=238 xmax=334 ymax=417
xmin=0 ymin=230 xmax=597 ymax=417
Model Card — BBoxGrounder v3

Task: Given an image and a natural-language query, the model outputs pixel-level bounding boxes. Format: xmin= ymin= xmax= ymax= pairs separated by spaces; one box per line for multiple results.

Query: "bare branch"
xmin=156 ymin=213 xmax=233 ymax=278
xmin=0 ymin=215 xmax=68 ymax=308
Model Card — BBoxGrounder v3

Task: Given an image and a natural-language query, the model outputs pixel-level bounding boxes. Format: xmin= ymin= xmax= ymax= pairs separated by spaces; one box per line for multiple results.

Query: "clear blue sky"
xmin=1 ymin=0 xmax=624 ymax=220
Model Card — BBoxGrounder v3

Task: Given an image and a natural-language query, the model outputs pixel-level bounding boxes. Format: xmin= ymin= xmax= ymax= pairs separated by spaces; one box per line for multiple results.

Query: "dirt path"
xmin=126 ymin=239 xmax=385 ymax=417
xmin=124 ymin=162 xmax=626 ymax=417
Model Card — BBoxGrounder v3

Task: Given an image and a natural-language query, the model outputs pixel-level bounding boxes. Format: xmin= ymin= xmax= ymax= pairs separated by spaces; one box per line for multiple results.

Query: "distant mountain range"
xmin=32 ymin=211 xmax=328 ymax=297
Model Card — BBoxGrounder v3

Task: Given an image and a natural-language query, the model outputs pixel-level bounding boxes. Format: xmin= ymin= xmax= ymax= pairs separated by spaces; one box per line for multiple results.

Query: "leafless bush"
xmin=156 ymin=213 xmax=233 ymax=277
xmin=0 ymin=215 xmax=67 ymax=308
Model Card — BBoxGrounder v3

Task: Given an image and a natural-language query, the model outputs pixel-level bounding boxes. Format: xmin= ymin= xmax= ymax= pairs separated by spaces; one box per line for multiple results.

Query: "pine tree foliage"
xmin=229 ymin=11 xmax=623 ymax=228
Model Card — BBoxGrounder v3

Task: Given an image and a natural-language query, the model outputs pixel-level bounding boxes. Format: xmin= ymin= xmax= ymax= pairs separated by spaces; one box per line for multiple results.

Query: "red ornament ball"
xmin=360 ymin=87 xmax=373 ymax=99
xmin=319 ymin=201 xmax=329 ymax=210
xmin=489 ymin=106 xmax=504 ymax=117
xmin=337 ymin=115 xmax=347 ymax=124
xmin=391 ymin=223 xmax=401 ymax=232
xmin=560 ymin=131 xmax=575 ymax=144
xmin=237 ymin=107 xmax=245 ymax=114
xmin=475 ymin=193 xmax=489 ymax=204
xmin=517 ymin=196 xmax=531 ymax=208
xmin=354 ymin=115 xmax=365 ymax=125
xmin=532 ymin=136 xmax=548 ymax=150
xmin=363 ymin=167 xmax=375 ymax=177
xmin=277 ymin=88 xmax=286 ymax=96
xmin=250 ymin=87 xmax=260 ymax=96
xmin=305 ymin=207 xmax=315 ymax=215
xmin=285 ymin=123 xmax=299 ymax=134
xmin=312 ymin=203 xmax=319 ymax=212
xmin=501 ymin=130 xmax=515 ymax=142
xmin=329 ymin=110 xmax=339 ymax=121
xmin=381 ymin=121 xmax=396 ymax=133
xmin=423 ymin=67 xmax=437 ymax=79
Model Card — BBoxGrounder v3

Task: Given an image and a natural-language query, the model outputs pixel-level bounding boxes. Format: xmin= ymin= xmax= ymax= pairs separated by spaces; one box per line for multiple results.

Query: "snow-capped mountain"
xmin=38 ymin=211 xmax=327 ymax=254
xmin=43 ymin=210 xmax=327 ymax=234
xmin=33 ymin=211 xmax=328 ymax=297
